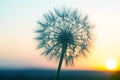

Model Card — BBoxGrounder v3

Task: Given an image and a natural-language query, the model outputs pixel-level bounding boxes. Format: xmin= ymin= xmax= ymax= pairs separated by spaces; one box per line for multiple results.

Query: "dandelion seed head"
xmin=35 ymin=8 xmax=94 ymax=65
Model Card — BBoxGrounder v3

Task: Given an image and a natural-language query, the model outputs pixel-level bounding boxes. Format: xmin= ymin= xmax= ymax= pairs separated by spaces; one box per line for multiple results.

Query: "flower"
xmin=35 ymin=8 xmax=94 ymax=66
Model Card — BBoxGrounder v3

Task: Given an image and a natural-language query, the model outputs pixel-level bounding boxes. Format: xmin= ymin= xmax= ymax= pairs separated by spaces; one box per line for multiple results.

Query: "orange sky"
xmin=0 ymin=0 xmax=120 ymax=71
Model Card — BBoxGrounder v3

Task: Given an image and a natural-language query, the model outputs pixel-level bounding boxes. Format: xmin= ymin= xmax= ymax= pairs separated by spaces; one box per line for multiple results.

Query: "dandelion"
xmin=35 ymin=8 xmax=94 ymax=80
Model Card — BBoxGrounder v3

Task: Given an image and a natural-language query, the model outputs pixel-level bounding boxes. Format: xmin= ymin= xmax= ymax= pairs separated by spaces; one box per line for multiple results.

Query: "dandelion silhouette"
xmin=35 ymin=8 xmax=94 ymax=80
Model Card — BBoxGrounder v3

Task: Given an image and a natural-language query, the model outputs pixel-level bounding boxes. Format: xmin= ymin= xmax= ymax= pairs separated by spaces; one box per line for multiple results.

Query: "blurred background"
xmin=0 ymin=0 xmax=120 ymax=80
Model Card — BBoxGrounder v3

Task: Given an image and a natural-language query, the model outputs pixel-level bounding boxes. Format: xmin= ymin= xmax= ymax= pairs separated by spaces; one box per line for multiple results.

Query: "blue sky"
xmin=0 ymin=0 xmax=120 ymax=70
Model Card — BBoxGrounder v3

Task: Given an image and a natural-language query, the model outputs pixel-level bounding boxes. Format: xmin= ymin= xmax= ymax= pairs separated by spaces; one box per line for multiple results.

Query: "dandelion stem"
xmin=56 ymin=43 xmax=67 ymax=80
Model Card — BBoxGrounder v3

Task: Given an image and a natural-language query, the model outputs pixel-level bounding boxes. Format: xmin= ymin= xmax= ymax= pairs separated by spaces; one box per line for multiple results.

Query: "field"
xmin=0 ymin=69 xmax=119 ymax=80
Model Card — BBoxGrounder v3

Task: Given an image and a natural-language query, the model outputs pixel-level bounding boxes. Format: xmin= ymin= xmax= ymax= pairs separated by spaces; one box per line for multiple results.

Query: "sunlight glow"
xmin=106 ymin=59 xmax=117 ymax=70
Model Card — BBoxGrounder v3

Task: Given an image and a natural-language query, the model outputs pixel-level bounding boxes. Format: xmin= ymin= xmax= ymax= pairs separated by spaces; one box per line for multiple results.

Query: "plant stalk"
xmin=56 ymin=43 xmax=67 ymax=80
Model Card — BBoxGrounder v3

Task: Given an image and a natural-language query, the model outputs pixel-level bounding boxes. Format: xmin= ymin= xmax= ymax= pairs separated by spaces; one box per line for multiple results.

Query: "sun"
xmin=105 ymin=59 xmax=117 ymax=70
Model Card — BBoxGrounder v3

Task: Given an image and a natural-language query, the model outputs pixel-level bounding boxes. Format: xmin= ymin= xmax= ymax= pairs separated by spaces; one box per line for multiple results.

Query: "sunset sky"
xmin=0 ymin=0 xmax=120 ymax=71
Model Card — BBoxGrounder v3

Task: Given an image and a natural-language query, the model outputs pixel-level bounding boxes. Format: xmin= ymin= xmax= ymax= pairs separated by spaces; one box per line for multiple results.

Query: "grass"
xmin=0 ymin=69 xmax=118 ymax=80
